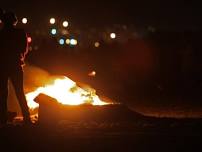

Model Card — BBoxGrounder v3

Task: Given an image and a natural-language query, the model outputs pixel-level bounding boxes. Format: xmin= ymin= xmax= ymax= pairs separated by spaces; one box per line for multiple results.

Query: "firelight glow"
xmin=26 ymin=77 xmax=109 ymax=110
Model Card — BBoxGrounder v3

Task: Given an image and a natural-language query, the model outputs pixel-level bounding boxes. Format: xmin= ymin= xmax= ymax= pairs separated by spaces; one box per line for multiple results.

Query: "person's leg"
xmin=10 ymin=67 xmax=31 ymax=123
xmin=0 ymin=75 xmax=9 ymax=125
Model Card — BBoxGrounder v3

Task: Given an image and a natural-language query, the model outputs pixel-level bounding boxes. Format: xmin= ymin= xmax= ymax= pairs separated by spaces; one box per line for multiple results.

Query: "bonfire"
xmin=25 ymin=76 xmax=110 ymax=110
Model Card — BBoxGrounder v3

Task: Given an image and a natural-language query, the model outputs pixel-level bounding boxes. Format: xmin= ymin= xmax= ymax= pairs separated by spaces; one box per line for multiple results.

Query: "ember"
xmin=26 ymin=76 xmax=110 ymax=110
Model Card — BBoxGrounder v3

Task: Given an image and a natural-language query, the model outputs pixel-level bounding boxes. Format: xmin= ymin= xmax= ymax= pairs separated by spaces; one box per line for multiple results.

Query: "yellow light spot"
xmin=66 ymin=39 xmax=70 ymax=44
xmin=70 ymin=39 xmax=78 ymax=45
xmin=62 ymin=21 xmax=69 ymax=27
xmin=110 ymin=33 xmax=116 ymax=39
xmin=22 ymin=18 xmax=28 ymax=24
xmin=50 ymin=18 xmax=56 ymax=24
xmin=94 ymin=42 xmax=100 ymax=47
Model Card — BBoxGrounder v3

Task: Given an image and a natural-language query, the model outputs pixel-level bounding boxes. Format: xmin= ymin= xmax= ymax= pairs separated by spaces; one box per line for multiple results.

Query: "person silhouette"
xmin=0 ymin=11 xmax=31 ymax=125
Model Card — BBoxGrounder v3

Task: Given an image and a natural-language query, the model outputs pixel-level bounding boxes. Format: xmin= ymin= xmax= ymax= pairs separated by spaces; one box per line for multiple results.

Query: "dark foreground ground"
xmin=0 ymin=118 xmax=202 ymax=152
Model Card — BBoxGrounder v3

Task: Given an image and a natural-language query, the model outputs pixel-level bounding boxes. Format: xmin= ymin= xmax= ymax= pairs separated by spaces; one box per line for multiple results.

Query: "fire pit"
xmin=26 ymin=76 xmax=109 ymax=110
xmin=25 ymin=76 xmax=143 ymax=125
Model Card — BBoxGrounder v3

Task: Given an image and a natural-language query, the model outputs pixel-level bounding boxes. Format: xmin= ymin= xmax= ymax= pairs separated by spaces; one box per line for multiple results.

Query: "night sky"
xmin=1 ymin=0 xmax=201 ymax=29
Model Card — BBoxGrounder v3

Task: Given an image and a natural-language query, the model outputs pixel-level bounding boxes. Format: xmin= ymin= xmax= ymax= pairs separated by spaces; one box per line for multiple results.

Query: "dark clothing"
xmin=0 ymin=26 xmax=30 ymax=124
xmin=0 ymin=27 xmax=27 ymax=68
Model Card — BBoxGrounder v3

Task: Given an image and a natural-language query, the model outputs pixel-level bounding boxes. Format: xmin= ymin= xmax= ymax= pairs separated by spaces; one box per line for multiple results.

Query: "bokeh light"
xmin=59 ymin=38 xmax=65 ymax=45
xmin=94 ymin=42 xmax=100 ymax=47
xmin=22 ymin=18 xmax=28 ymax=24
xmin=70 ymin=39 xmax=78 ymax=46
xmin=62 ymin=21 xmax=69 ymax=27
xmin=50 ymin=18 xmax=56 ymax=24
xmin=27 ymin=37 xmax=32 ymax=43
xmin=110 ymin=33 xmax=116 ymax=39
xmin=51 ymin=28 xmax=57 ymax=35
xmin=66 ymin=39 xmax=70 ymax=44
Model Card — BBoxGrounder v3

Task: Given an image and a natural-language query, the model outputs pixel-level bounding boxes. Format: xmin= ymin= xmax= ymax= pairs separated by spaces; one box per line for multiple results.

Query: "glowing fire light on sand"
xmin=26 ymin=76 xmax=109 ymax=110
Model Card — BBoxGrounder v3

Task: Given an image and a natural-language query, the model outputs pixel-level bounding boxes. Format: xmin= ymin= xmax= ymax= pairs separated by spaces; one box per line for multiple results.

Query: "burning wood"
xmin=25 ymin=76 xmax=109 ymax=110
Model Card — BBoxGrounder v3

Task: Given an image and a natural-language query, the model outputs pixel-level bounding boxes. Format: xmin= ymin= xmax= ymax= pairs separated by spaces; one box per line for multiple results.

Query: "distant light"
xmin=94 ymin=42 xmax=100 ymax=48
xmin=88 ymin=71 xmax=96 ymax=77
xmin=110 ymin=33 xmax=116 ymax=39
xmin=51 ymin=28 xmax=57 ymax=35
xmin=59 ymin=38 xmax=65 ymax=45
xmin=22 ymin=18 xmax=28 ymax=24
xmin=62 ymin=21 xmax=69 ymax=27
xmin=27 ymin=37 xmax=32 ymax=43
xmin=66 ymin=39 xmax=70 ymax=44
xmin=70 ymin=39 xmax=78 ymax=46
xmin=50 ymin=18 xmax=56 ymax=24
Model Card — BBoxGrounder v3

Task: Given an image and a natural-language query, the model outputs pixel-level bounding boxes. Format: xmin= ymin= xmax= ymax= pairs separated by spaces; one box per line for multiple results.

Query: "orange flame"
xmin=26 ymin=76 xmax=109 ymax=110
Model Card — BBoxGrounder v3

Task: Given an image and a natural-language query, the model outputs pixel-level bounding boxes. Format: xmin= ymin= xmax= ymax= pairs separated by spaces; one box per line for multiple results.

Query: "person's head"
xmin=3 ymin=11 xmax=18 ymax=26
